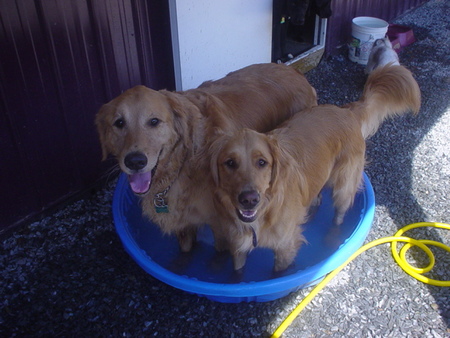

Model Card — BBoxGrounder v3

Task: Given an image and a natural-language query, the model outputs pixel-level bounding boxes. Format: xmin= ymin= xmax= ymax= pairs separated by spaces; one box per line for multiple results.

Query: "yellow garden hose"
xmin=271 ymin=222 xmax=450 ymax=338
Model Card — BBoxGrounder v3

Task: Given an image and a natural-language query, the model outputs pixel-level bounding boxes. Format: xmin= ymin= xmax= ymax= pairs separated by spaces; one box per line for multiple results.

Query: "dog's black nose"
xmin=238 ymin=190 xmax=260 ymax=209
xmin=124 ymin=152 xmax=148 ymax=171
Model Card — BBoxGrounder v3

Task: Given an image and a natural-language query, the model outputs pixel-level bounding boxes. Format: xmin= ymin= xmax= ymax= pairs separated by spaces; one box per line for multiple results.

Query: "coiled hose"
xmin=271 ymin=222 xmax=450 ymax=338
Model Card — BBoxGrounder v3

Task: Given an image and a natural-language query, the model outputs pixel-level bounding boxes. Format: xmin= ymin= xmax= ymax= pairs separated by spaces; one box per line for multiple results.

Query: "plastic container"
xmin=387 ymin=24 xmax=416 ymax=53
xmin=113 ymin=172 xmax=375 ymax=303
xmin=349 ymin=17 xmax=389 ymax=65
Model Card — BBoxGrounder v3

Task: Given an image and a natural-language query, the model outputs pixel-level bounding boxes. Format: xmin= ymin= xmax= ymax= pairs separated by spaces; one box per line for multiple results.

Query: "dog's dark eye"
xmin=258 ymin=159 xmax=267 ymax=167
xmin=148 ymin=118 xmax=160 ymax=127
xmin=113 ymin=118 xmax=125 ymax=129
xmin=225 ymin=159 xmax=236 ymax=169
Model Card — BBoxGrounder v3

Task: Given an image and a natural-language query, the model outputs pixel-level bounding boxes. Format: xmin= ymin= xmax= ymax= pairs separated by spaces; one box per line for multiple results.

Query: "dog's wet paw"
xmin=177 ymin=228 xmax=197 ymax=252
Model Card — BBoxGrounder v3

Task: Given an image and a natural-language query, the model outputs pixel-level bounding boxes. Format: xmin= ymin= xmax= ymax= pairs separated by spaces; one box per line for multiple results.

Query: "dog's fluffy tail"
xmin=348 ymin=64 xmax=421 ymax=139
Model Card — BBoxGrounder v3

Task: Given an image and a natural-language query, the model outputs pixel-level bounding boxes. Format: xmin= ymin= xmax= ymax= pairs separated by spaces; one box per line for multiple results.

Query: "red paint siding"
xmin=0 ymin=0 xmax=174 ymax=232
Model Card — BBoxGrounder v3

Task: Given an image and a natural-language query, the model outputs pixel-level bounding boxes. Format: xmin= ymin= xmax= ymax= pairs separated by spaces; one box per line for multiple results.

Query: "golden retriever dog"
xmin=95 ymin=63 xmax=317 ymax=252
xmin=209 ymin=64 xmax=421 ymax=271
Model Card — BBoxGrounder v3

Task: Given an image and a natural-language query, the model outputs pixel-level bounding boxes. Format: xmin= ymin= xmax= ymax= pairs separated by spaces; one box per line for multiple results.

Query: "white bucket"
xmin=348 ymin=17 xmax=389 ymax=65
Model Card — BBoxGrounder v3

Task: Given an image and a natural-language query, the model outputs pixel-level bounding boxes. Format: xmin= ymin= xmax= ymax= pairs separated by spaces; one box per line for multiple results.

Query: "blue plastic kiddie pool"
xmin=113 ymin=172 xmax=375 ymax=303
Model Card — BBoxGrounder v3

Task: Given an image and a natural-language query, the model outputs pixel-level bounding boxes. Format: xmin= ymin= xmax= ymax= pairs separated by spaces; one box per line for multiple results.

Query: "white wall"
xmin=169 ymin=0 xmax=273 ymax=90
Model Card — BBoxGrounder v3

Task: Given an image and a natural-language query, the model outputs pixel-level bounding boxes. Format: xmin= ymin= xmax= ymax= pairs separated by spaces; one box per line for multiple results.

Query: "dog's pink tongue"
xmin=128 ymin=172 xmax=151 ymax=194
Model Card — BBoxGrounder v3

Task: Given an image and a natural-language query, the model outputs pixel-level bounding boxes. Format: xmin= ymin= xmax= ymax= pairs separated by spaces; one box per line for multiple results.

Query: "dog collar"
xmin=152 ymin=146 xmax=189 ymax=214
xmin=251 ymin=226 xmax=258 ymax=247
xmin=154 ymin=186 xmax=170 ymax=213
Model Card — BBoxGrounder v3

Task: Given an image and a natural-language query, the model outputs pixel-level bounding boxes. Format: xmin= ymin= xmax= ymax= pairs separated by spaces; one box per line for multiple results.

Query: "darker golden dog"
xmin=95 ymin=63 xmax=317 ymax=251
xmin=209 ymin=64 xmax=421 ymax=271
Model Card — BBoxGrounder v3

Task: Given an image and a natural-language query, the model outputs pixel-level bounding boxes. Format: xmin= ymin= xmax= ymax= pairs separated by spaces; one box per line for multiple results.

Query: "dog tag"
xmin=154 ymin=190 xmax=170 ymax=213
xmin=155 ymin=205 xmax=169 ymax=213
xmin=251 ymin=226 xmax=258 ymax=247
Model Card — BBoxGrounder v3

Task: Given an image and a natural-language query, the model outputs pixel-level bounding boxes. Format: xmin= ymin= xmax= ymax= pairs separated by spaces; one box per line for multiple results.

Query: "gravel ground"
xmin=1 ymin=0 xmax=449 ymax=336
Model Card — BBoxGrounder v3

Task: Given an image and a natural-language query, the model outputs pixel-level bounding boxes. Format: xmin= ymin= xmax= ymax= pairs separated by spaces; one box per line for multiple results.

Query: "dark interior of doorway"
xmin=272 ymin=0 xmax=317 ymax=63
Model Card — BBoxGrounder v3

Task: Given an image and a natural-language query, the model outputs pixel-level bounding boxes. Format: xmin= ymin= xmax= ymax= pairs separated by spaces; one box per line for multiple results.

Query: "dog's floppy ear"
xmin=266 ymin=135 xmax=309 ymax=201
xmin=95 ymin=103 xmax=116 ymax=160
xmin=266 ymin=135 xmax=284 ymax=194
xmin=161 ymin=91 xmax=190 ymax=138
xmin=202 ymin=94 xmax=236 ymax=132
xmin=161 ymin=91 xmax=206 ymax=150
xmin=267 ymin=134 xmax=310 ymax=205
xmin=207 ymin=132 xmax=230 ymax=186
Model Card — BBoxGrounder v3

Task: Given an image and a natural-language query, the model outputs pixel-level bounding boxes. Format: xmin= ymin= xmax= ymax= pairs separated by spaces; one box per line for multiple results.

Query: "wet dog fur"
xmin=95 ymin=63 xmax=317 ymax=251
xmin=209 ymin=64 xmax=421 ymax=271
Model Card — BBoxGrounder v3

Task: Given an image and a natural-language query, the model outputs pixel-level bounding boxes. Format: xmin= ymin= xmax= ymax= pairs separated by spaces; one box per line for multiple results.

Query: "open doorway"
xmin=272 ymin=0 xmax=331 ymax=71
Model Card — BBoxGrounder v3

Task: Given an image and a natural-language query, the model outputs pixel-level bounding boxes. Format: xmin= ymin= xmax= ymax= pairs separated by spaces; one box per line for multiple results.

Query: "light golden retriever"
xmin=95 ymin=63 xmax=317 ymax=251
xmin=209 ymin=64 xmax=421 ymax=271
